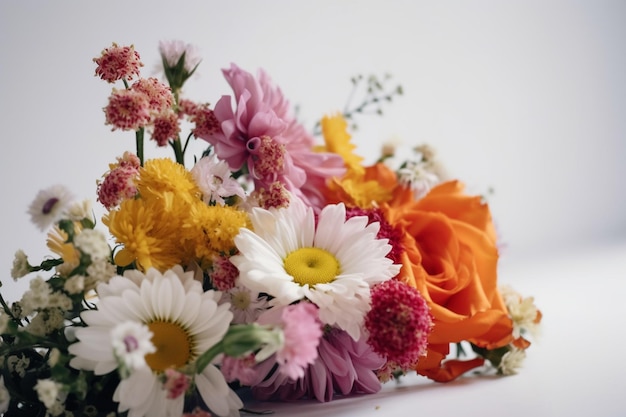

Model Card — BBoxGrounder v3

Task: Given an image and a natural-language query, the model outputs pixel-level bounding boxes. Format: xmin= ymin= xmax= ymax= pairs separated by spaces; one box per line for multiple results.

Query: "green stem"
xmin=136 ymin=128 xmax=145 ymax=166
xmin=170 ymin=137 xmax=185 ymax=166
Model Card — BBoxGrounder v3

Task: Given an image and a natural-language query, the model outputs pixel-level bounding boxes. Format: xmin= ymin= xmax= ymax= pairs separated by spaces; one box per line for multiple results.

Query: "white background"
xmin=1 ymin=1 xmax=625 ymax=416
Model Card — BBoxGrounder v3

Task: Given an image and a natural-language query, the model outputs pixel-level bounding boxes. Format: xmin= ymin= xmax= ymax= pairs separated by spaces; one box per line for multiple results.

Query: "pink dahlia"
xmin=104 ymin=88 xmax=151 ymax=131
xmin=197 ymin=64 xmax=345 ymax=209
xmin=365 ymin=279 xmax=432 ymax=374
xmin=251 ymin=328 xmax=384 ymax=402
xmin=93 ymin=43 xmax=143 ymax=83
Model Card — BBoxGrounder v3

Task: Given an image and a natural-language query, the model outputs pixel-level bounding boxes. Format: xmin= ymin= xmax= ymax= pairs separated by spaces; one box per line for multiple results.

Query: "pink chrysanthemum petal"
xmin=104 ymin=88 xmax=151 ymax=131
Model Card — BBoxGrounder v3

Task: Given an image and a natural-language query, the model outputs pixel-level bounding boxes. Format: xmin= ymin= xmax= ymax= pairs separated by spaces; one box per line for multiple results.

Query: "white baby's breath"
xmin=10 ymin=249 xmax=31 ymax=280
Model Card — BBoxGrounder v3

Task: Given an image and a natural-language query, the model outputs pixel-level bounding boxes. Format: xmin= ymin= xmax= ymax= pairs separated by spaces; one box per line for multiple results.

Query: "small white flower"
xmin=0 ymin=376 xmax=9 ymax=413
xmin=11 ymin=249 xmax=31 ymax=280
xmin=110 ymin=321 xmax=156 ymax=373
xmin=64 ymin=275 xmax=85 ymax=295
xmin=220 ymin=284 xmax=270 ymax=324
xmin=34 ymin=378 xmax=62 ymax=409
xmin=20 ymin=276 xmax=52 ymax=316
xmin=191 ymin=154 xmax=246 ymax=205
xmin=85 ymin=259 xmax=116 ymax=289
xmin=7 ymin=354 xmax=30 ymax=377
xmin=500 ymin=285 xmax=541 ymax=339
xmin=67 ymin=198 xmax=93 ymax=221
xmin=397 ymin=160 xmax=441 ymax=199
xmin=499 ymin=347 xmax=526 ymax=375
xmin=48 ymin=348 xmax=62 ymax=367
xmin=27 ymin=185 xmax=75 ymax=231
xmin=74 ymin=229 xmax=111 ymax=261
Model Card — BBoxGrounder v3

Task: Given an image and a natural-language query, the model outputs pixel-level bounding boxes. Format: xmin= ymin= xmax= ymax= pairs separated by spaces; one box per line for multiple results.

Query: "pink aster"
xmin=257 ymin=303 xmax=323 ymax=381
xmin=150 ymin=110 xmax=180 ymax=146
xmin=365 ymin=279 xmax=432 ymax=373
xmin=104 ymin=88 xmax=151 ymax=131
xmin=131 ymin=77 xmax=174 ymax=113
xmin=93 ymin=43 xmax=143 ymax=83
xmin=252 ymin=327 xmax=384 ymax=402
xmin=197 ymin=64 xmax=345 ymax=209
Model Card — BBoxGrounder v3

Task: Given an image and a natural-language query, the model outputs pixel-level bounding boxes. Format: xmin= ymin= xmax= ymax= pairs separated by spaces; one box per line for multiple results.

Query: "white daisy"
xmin=231 ymin=196 xmax=400 ymax=340
xmin=68 ymin=266 xmax=242 ymax=417
xmin=27 ymin=185 xmax=75 ymax=231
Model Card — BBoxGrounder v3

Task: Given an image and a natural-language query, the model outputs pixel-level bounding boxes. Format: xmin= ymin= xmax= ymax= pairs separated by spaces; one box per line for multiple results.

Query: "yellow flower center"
xmin=284 ymin=247 xmax=341 ymax=286
xmin=145 ymin=321 xmax=192 ymax=372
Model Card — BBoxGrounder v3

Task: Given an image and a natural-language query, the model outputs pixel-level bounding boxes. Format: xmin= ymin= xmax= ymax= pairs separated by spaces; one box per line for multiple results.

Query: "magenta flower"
xmin=365 ymin=279 xmax=432 ymax=375
xmin=197 ymin=64 xmax=345 ymax=209
xmin=93 ymin=43 xmax=143 ymax=83
xmin=251 ymin=328 xmax=384 ymax=402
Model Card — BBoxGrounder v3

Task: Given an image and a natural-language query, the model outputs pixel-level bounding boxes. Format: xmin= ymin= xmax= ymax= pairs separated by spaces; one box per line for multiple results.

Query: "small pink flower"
xmin=93 ymin=43 xmax=143 ymax=83
xmin=97 ymin=165 xmax=139 ymax=209
xmin=257 ymin=303 xmax=323 ymax=380
xmin=209 ymin=255 xmax=239 ymax=291
xmin=251 ymin=181 xmax=290 ymax=209
xmin=365 ymin=279 xmax=432 ymax=371
xmin=221 ymin=354 xmax=259 ymax=385
xmin=188 ymin=103 xmax=222 ymax=139
xmin=104 ymin=88 xmax=151 ymax=131
xmin=163 ymin=368 xmax=191 ymax=399
xmin=131 ymin=77 xmax=174 ymax=113
xmin=150 ymin=110 xmax=180 ymax=146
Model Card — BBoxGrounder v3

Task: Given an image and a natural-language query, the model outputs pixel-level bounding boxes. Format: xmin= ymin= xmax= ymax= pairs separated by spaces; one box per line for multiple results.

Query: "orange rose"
xmin=383 ymin=180 xmax=514 ymax=382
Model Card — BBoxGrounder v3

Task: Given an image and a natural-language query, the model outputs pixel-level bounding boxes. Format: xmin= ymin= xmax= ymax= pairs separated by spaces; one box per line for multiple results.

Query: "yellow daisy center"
xmin=284 ymin=247 xmax=341 ymax=286
xmin=145 ymin=321 xmax=192 ymax=372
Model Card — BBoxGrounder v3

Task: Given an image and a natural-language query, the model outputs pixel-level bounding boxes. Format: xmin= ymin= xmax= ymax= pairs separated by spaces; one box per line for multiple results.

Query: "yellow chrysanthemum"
xmin=137 ymin=158 xmax=200 ymax=206
xmin=320 ymin=114 xmax=365 ymax=176
xmin=180 ymin=201 xmax=251 ymax=268
xmin=104 ymin=197 xmax=184 ymax=271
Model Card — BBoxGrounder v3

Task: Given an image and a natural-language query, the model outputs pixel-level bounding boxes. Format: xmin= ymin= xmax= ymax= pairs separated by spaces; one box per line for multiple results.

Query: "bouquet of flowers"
xmin=0 ymin=41 xmax=542 ymax=417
